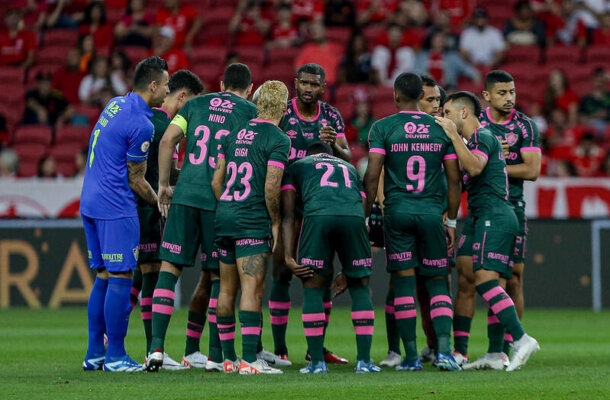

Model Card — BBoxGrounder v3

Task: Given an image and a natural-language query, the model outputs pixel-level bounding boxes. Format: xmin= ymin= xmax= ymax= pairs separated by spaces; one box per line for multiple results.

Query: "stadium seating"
xmin=0 ymin=67 xmax=25 ymax=84
xmin=54 ymin=124 xmax=91 ymax=148
xmin=11 ymin=124 xmax=53 ymax=146
xmin=10 ymin=142 xmax=48 ymax=177
xmin=41 ymin=29 xmax=79 ymax=48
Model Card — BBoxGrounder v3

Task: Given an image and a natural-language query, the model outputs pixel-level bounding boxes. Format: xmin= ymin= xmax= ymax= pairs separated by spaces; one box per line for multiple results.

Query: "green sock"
xmin=207 ymin=279 xmax=222 ymax=362
xmin=302 ymin=287 xmax=325 ymax=364
xmin=239 ymin=310 xmax=262 ymax=363
xmin=476 ymin=280 xmax=525 ymax=342
xmin=392 ymin=274 xmax=418 ymax=362
xmin=269 ymin=280 xmax=291 ymax=355
xmin=149 ymin=271 xmax=178 ymax=352
xmin=131 ymin=268 xmax=142 ymax=310
xmin=453 ymin=315 xmax=472 ymax=356
xmin=487 ymin=309 xmax=505 ymax=354
xmin=140 ymin=271 xmax=158 ymax=354
xmin=184 ymin=309 xmax=205 ymax=356
xmin=425 ymin=277 xmax=453 ymax=354
xmin=217 ymin=314 xmax=237 ymax=362
xmin=385 ymin=289 xmax=401 ymax=354
xmin=349 ymin=285 xmax=374 ymax=362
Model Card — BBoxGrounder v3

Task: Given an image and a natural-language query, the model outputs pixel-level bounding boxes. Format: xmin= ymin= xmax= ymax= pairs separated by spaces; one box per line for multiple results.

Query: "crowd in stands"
xmin=0 ymin=0 xmax=609 ymax=179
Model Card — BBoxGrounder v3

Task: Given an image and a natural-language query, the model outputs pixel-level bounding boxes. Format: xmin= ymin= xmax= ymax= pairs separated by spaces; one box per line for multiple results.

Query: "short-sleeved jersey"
xmin=479 ymin=107 xmax=540 ymax=208
xmin=282 ymin=153 xmax=365 ymax=218
xmin=279 ymin=98 xmax=345 ymax=162
xmin=215 ymin=119 xmax=291 ymax=238
xmin=171 ymin=92 xmax=257 ymax=210
xmin=80 ymin=92 xmax=154 ymax=219
xmin=463 ymin=127 xmax=511 ymax=215
xmin=368 ymin=111 xmax=457 ymax=215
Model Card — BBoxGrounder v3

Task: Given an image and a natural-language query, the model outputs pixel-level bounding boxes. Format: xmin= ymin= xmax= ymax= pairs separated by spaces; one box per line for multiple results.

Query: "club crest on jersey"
xmin=320 ymin=119 xmax=329 ymax=126
xmin=141 ymin=140 xmax=150 ymax=152
xmin=506 ymin=132 xmax=519 ymax=146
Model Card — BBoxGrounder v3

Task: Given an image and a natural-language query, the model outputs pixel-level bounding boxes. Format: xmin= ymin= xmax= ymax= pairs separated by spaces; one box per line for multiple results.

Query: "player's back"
xmin=80 ymin=93 xmax=154 ymax=219
xmin=172 ymin=92 xmax=257 ymax=210
xmin=287 ymin=153 xmax=364 ymax=218
xmin=368 ymin=111 xmax=455 ymax=215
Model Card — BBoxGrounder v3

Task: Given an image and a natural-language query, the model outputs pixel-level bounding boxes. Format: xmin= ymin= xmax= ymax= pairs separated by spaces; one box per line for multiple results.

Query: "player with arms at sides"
xmin=282 ymin=141 xmax=380 ymax=374
xmin=363 ymin=72 xmax=462 ymax=372
xmin=81 ymin=56 xmax=169 ymax=372
xmin=269 ymin=63 xmax=351 ymax=365
xmin=211 ymin=80 xmax=291 ymax=375
xmin=452 ymin=70 xmax=541 ymax=370
xmin=132 ymin=69 xmax=204 ymax=370
xmin=145 ymin=63 xmax=257 ymax=372
xmin=435 ymin=91 xmax=540 ymax=372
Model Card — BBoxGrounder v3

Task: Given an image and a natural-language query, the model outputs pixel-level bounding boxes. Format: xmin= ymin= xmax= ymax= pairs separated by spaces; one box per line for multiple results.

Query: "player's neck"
xmin=489 ymin=107 xmax=511 ymax=124
xmin=296 ymin=99 xmax=319 ymax=119
xmin=396 ymin=100 xmax=420 ymax=112
xmin=462 ymin=118 xmax=481 ymax=140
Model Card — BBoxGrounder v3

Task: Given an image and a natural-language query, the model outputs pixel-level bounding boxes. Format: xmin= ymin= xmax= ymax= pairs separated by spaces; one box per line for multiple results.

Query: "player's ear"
xmin=246 ymin=83 xmax=253 ymax=97
xmin=482 ymin=90 xmax=490 ymax=102
xmin=220 ymin=81 xmax=226 ymax=92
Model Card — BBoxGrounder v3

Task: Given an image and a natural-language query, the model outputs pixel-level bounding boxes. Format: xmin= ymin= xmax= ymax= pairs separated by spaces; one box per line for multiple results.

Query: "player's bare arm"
xmin=443 ymin=158 xmax=462 ymax=251
xmin=158 ymin=124 xmax=184 ymax=188
xmin=507 ymin=150 xmax=541 ymax=181
xmin=319 ymin=126 xmax=352 ymax=162
xmin=169 ymin=158 xmax=180 ymax=186
xmin=435 ymin=117 xmax=487 ymax=176
xmin=127 ymin=159 xmax=157 ymax=206
xmin=265 ymin=165 xmax=284 ymax=253
xmin=281 ymin=189 xmax=312 ymax=279
xmin=211 ymin=157 xmax=227 ymax=201
xmin=363 ymin=152 xmax=384 ymax=216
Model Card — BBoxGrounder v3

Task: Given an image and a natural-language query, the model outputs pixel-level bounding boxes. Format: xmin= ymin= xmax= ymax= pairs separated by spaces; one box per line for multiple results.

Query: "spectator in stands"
xmin=52 ymin=47 xmax=87 ymax=106
xmin=45 ymin=0 xmax=88 ymax=29
xmin=324 ymin=0 xmax=356 ymax=28
xmin=78 ymin=1 xmax=113 ymax=54
xmin=540 ymin=68 xmax=580 ymax=126
xmin=37 ymin=154 xmax=58 ymax=179
xmin=74 ymin=146 xmax=88 ymax=177
xmin=356 ymin=0 xmax=398 ymax=27
xmin=24 ymin=71 xmax=74 ymax=131
xmin=548 ymin=159 xmax=578 ymax=177
xmin=555 ymin=0 xmax=598 ymax=46
xmin=370 ymin=23 xmax=416 ymax=86
xmin=568 ymin=131 xmax=607 ymax=177
xmin=0 ymin=147 xmax=19 ymax=177
xmin=413 ymin=30 xmax=480 ymax=90
xmin=149 ymin=25 xmax=189 ymax=74
xmin=109 ymin=49 xmax=132 ymax=93
xmin=155 ymin=0 xmax=202 ymax=54
xmin=427 ymin=0 xmax=475 ymax=32
xmin=268 ymin=2 xmax=302 ymax=48
xmin=503 ymin=0 xmax=547 ymax=48
xmin=459 ymin=8 xmax=506 ymax=67
xmin=229 ymin=0 xmax=273 ymax=46
xmin=422 ymin=9 xmax=459 ymax=52
xmin=77 ymin=33 xmax=96 ymax=73
xmin=78 ymin=56 xmax=127 ymax=108
xmin=578 ymin=66 xmax=610 ymax=133
xmin=291 ymin=0 xmax=325 ymax=24
xmin=295 ymin=21 xmax=343 ymax=88
xmin=591 ymin=8 xmax=610 ymax=45
xmin=0 ymin=8 xmax=36 ymax=69
xmin=394 ymin=0 xmax=429 ymax=28
xmin=596 ymin=153 xmax=610 ymax=177
xmin=338 ymin=29 xmax=373 ymax=84
xmin=114 ymin=0 xmax=156 ymax=48
xmin=21 ymin=0 xmax=49 ymax=32
xmin=345 ymin=87 xmax=376 ymax=147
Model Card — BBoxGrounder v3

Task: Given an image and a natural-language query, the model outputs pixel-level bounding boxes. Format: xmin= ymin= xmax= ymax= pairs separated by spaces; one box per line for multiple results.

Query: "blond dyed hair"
xmin=256 ymin=80 xmax=288 ymax=121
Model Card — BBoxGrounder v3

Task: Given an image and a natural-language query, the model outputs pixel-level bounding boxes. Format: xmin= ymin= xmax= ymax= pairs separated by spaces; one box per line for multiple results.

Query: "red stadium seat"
xmin=544 ymin=45 xmax=584 ymax=64
xmin=585 ymin=44 xmax=610 ymax=64
xmin=50 ymin=142 xmax=82 ymax=163
xmin=10 ymin=142 xmax=48 ymax=176
xmin=118 ymin=46 xmax=151 ymax=68
xmin=0 ymin=67 xmax=25 ymax=84
xmin=11 ymin=124 xmax=53 ymax=146
xmin=42 ymin=28 xmax=79 ymax=48
xmin=36 ymin=45 xmax=71 ymax=68
xmin=190 ymin=46 xmax=228 ymax=67
xmin=326 ymin=27 xmax=351 ymax=47
xmin=261 ymin=63 xmax=296 ymax=89
xmin=267 ymin=47 xmax=301 ymax=66
xmin=504 ymin=45 xmax=542 ymax=65
xmin=233 ymin=45 xmax=266 ymax=68
xmin=72 ymin=104 xmax=101 ymax=127
xmin=54 ymin=124 xmax=91 ymax=147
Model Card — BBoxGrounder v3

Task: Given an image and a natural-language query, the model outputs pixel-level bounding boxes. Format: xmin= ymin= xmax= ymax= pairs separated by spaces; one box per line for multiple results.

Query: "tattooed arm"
xmin=127 ymin=160 xmax=157 ymax=206
xmin=265 ymin=165 xmax=284 ymax=252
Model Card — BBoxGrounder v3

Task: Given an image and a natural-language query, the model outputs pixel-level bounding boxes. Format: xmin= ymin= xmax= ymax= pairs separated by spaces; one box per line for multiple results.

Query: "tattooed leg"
xmin=238 ymin=252 xmax=271 ymax=312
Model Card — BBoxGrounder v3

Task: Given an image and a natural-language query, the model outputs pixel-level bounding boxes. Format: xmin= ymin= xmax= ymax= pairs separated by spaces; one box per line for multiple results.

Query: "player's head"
xmin=256 ymin=80 xmax=289 ymax=121
xmin=306 ymin=141 xmax=333 ymax=156
xmin=443 ymin=91 xmax=481 ymax=133
xmin=221 ymin=63 xmax=253 ymax=98
xmin=419 ymin=75 xmax=441 ymax=116
xmin=251 ymin=85 xmax=262 ymax=104
xmin=163 ymin=69 xmax=204 ymax=116
xmin=133 ymin=55 xmax=170 ymax=108
xmin=394 ymin=72 xmax=423 ymax=105
xmin=295 ymin=63 xmax=326 ymax=105
xmin=483 ymin=70 xmax=516 ymax=115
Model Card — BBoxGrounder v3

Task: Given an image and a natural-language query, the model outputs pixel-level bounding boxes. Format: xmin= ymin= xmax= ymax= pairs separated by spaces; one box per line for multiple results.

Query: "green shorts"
xmin=511 ymin=207 xmax=527 ymax=264
xmin=216 ymin=236 xmax=272 ymax=265
xmin=471 ymin=209 xmax=518 ymax=279
xmin=137 ymin=205 xmax=162 ymax=263
xmin=456 ymin=213 xmax=474 ymax=257
xmin=383 ymin=213 xmax=449 ymax=277
xmin=159 ymin=204 xmax=219 ymax=271
xmin=297 ymin=215 xmax=372 ymax=279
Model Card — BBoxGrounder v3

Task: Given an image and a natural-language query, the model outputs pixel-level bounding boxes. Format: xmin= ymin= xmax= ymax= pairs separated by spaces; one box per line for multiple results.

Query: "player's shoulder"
xmin=513 ymin=110 xmax=537 ymax=127
xmin=319 ymin=100 xmax=341 ymax=115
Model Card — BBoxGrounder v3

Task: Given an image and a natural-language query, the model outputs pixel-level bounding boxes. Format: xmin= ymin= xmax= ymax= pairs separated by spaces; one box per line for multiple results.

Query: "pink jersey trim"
xmin=472 ymin=149 xmax=489 ymax=160
xmin=360 ymin=191 xmax=366 ymax=198
xmin=369 ymin=148 xmax=386 ymax=155
xmin=521 ymin=147 xmax=541 ymax=152
xmin=268 ymin=160 xmax=285 ymax=169
xmin=443 ymin=154 xmax=458 ymax=160
xmin=291 ymin=97 xmax=321 ymax=121
xmin=337 ymin=132 xmax=345 ymax=138
xmin=398 ymin=110 xmax=428 ymax=115
xmin=485 ymin=107 xmax=516 ymax=125
xmin=281 ymin=184 xmax=297 ymax=192
xmin=251 ymin=118 xmax=274 ymax=124
xmin=153 ymin=106 xmax=171 ymax=119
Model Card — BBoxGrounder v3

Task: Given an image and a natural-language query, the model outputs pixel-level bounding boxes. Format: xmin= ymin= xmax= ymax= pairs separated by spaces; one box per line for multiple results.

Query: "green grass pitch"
xmin=1 ymin=307 xmax=609 ymax=400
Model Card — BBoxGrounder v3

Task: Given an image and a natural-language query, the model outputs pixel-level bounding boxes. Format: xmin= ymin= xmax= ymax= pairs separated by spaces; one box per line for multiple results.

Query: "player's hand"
xmin=445 ymin=226 xmax=456 ymax=253
xmin=285 ymin=257 xmax=313 ymax=279
xmin=501 ymin=139 xmax=510 ymax=159
xmin=157 ymin=185 xmax=173 ymax=219
xmin=319 ymin=126 xmax=337 ymax=146
xmin=434 ymin=116 xmax=459 ymax=140
xmin=331 ymin=273 xmax=347 ymax=299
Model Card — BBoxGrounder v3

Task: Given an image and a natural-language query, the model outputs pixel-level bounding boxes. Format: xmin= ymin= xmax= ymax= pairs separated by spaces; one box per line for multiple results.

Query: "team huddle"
xmin=79 ymin=55 xmax=541 ymax=375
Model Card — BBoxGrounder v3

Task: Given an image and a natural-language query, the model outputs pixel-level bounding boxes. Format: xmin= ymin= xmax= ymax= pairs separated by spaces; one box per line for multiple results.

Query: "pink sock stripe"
xmin=152 ymin=304 xmax=174 ymax=315
xmin=241 ymin=326 xmax=262 ymax=336
xmin=188 ymin=320 xmax=204 ymax=329
xmin=354 ymin=326 xmax=375 ymax=335
xmin=351 ymin=310 xmax=375 ymax=320
xmin=217 ymin=323 xmax=235 ymax=330
xmin=141 ymin=311 xmax=152 ymax=320
xmin=304 ymin=327 xmax=324 ymax=336
xmin=302 ymin=312 xmax=326 ymax=322
xmin=208 ymin=314 xmax=217 ymax=323
xmin=131 ymin=287 xmax=140 ymax=296
xmin=430 ymin=307 xmax=453 ymax=319
xmin=490 ymin=298 xmax=515 ymax=315
xmin=481 ymin=286 xmax=505 ymax=302
xmin=454 ymin=330 xmax=470 ymax=337
xmin=394 ymin=296 xmax=415 ymax=306
xmin=186 ymin=328 xmax=202 ymax=339
xmin=208 ymin=298 xmax=218 ymax=307
xmin=395 ymin=309 xmax=417 ymax=319
xmin=385 ymin=305 xmax=394 ymax=314
xmin=269 ymin=301 xmax=291 ymax=310
xmin=504 ymin=333 xmax=513 ymax=342
xmin=153 ymin=288 xmax=175 ymax=300
xmin=270 ymin=315 xmax=289 ymax=325
xmin=323 ymin=301 xmax=332 ymax=309
xmin=430 ymin=295 xmax=452 ymax=304
xmin=219 ymin=332 xmax=235 ymax=341
xmin=487 ymin=315 xmax=500 ymax=324
xmin=140 ymin=297 xmax=153 ymax=306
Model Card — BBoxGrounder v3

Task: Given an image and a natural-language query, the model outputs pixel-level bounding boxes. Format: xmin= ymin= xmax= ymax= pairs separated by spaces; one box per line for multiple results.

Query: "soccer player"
xmin=435 ymin=91 xmax=540 ymax=372
xmin=145 ymin=63 xmax=257 ymax=372
xmin=81 ymin=56 xmax=169 ymax=372
xmin=282 ymin=141 xmax=380 ymax=374
xmin=270 ymin=63 xmax=351 ymax=364
xmin=363 ymin=72 xmax=462 ymax=371
xmin=134 ymin=69 xmax=204 ymax=370
xmin=452 ymin=70 xmax=541 ymax=369
xmin=211 ymin=80 xmax=291 ymax=375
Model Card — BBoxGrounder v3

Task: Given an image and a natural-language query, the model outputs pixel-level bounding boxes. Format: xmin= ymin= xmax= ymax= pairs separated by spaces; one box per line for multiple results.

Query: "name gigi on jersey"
xmin=391 ymin=143 xmax=443 ymax=152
